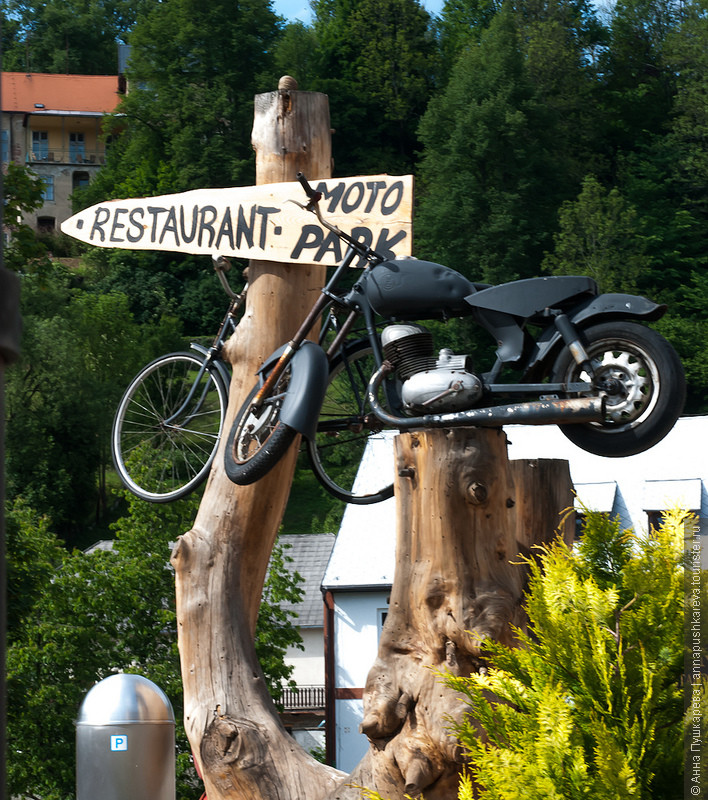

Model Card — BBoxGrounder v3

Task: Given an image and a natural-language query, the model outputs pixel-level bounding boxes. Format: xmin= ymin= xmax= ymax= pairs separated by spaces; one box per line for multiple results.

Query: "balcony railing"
xmin=27 ymin=150 xmax=106 ymax=166
xmin=280 ymin=685 xmax=326 ymax=711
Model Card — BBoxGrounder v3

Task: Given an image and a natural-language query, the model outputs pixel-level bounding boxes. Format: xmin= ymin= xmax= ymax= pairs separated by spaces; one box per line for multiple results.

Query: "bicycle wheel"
xmin=307 ymin=340 xmax=395 ymax=504
xmin=112 ymin=351 xmax=229 ymax=503
xmin=223 ymin=363 xmax=298 ymax=485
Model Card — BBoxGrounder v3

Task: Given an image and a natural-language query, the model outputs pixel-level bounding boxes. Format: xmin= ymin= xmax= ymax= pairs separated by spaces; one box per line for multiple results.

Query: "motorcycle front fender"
xmin=259 ymin=340 xmax=329 ymax=440
xmin=525 ymin=293 xmax=667 ymax=374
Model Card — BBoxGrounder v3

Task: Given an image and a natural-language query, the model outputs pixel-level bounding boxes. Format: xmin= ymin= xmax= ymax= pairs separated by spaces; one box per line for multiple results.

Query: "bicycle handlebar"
xmin=212 ymin=255 xmax=246 ymax=302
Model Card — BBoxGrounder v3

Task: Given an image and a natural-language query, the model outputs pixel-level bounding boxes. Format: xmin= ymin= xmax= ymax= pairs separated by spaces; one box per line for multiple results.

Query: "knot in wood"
xmin=398 ymin=466 xmax=416 ymax=479
xmin=278 ymin=75 xmax=298 ymax=91
xmin=466 ymin=481 xmax=488 ymax=505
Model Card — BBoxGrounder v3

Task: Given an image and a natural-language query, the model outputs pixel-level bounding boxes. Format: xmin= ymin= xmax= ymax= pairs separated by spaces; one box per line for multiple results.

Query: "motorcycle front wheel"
xmin=551 ymin=321 xmax=685 ymax=457
xmin=307 ymin=340 xmax=395 ymax=505
xmin=223 ymin=365 xmax=298 ymax=485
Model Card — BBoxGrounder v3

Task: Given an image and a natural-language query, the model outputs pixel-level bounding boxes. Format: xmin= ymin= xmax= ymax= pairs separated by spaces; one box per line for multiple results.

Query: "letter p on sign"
xmin=110 ymin=734 xmax=128 ymax=751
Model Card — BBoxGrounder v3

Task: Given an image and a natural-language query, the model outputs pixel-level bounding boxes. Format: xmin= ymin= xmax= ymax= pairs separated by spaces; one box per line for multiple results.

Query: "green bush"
xmin=445 ymin=509 xmax=690 ymax=800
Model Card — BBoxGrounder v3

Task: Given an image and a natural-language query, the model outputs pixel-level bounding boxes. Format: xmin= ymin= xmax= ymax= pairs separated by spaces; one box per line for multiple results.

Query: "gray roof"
xmin=277 ymin=534 xmax=335 ymax=628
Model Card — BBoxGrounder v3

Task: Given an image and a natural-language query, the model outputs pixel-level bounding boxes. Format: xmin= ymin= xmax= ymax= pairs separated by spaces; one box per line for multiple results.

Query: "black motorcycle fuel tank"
xmin=361 ymin=259 xmax=477 ymax=320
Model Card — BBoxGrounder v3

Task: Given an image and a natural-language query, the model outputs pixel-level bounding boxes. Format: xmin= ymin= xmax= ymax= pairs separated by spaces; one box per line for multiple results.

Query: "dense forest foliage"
xmin=3 ymin=0 xmax=706 ymax=795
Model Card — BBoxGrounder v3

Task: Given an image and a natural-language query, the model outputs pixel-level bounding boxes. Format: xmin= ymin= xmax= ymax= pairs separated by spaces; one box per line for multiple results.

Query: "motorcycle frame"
xmin=249 ymin=251 xmax=607 ymax=436
xmin=246 ymin=175 xmax=663 ymax=435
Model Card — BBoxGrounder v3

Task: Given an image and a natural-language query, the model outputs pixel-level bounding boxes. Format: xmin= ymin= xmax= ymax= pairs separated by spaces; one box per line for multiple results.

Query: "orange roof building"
xmin=2 ymin=72 xmax=123 ymax=234
xmin=2 ymin=72 xmax=122 ymax=115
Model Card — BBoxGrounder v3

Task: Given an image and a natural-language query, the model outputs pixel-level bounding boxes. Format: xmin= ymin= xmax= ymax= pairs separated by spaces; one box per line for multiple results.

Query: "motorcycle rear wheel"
xmin=551 ymin=321 xmax=685 ymax=457
xmin=224 ymin=365 xmax=298 ymax=485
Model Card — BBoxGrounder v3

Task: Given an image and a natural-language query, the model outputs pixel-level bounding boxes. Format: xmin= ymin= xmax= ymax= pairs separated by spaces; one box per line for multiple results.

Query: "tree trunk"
xmin=328 ymin=428 xmax=573 ymax=799
xmin=171 ymin=80 xmax=344 ymax=800
xmin=172 ymin=83 xmax=574 ymax=800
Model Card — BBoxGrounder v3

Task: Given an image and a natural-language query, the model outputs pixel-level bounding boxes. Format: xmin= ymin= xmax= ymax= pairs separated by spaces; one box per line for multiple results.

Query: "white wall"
xmin=335 ymin=699 xmax=370 ymax=773
xmin=505 ymin=416 xmax=707 ymax=532
xmin=285 ymin=627 xmax=325 ymax=686
xmin=332 ymin=590 xmax=389 ymax=773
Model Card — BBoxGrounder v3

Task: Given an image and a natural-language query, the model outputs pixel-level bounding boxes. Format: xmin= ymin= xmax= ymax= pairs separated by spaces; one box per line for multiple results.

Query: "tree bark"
xmin=328 ymin=428 xmax=573 ymax=800
xmin=171 ymin=81 xmax=344 ymax=800
xmin=172 ymin=82 xmax=575 ymax=800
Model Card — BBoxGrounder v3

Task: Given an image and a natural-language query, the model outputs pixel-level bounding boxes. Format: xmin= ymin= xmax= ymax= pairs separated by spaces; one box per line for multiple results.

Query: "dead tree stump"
xmin=329 ymin=427 xmax=573 ymax=799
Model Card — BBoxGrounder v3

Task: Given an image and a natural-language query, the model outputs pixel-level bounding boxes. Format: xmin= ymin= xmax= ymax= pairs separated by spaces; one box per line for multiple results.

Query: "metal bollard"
xmin=76 ymin=674 xmax=176 ymax=800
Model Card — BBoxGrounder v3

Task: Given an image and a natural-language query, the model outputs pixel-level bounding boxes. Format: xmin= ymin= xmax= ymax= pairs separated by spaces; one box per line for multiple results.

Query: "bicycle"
xmin=112 ymin=254 xmax=394 ymax=505
xmin=111 ymin=256 xmax=245 ymax=503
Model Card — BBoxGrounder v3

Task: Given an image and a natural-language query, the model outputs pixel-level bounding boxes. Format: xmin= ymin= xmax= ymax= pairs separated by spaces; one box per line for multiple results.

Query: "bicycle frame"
xmin=252 ymin=241 xmax=383 ymax=405
xmin=163 ymin=260 xmax=247 ymax=428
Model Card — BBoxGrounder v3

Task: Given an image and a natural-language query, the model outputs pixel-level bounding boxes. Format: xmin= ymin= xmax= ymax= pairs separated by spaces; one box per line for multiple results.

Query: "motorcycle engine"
xmin=381 ymin=323 xmax=483 ymax=413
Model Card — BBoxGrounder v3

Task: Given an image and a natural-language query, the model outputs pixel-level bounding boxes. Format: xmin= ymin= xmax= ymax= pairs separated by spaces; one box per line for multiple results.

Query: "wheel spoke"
xmin=113 ymin=353 xmax=227 ymax=501
xmin=308 ymin=342 xmax=394 ymax=504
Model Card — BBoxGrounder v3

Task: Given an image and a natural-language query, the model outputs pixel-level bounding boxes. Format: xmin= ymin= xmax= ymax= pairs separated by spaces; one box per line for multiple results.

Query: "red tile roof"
xmin=2 ymin=72 xmax=121 ymax=114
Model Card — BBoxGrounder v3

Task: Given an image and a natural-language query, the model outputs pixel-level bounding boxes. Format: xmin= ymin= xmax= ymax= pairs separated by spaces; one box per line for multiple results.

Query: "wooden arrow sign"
xmin=61 ymin=175 xmax=413 ymax=265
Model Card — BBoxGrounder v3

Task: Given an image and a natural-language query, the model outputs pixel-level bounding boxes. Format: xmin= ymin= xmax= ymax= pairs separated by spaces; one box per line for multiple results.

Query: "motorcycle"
xmin=223 ymin=173 xmax=686 ymax=505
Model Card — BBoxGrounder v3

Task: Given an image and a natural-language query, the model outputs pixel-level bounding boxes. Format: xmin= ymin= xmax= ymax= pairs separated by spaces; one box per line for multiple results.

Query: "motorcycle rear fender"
xmin=525 ymin=293 xmax=667 ymax=374
xmin=258 ymin=340 xmax=329 ymax=440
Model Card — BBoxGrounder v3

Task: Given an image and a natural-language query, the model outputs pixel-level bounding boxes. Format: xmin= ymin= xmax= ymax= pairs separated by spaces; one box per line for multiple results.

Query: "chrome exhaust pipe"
xmin=367 ymin=362 xmax=605 ymax=429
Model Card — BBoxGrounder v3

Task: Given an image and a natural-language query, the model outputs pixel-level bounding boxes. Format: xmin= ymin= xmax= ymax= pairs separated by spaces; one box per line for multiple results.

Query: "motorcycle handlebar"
xmin=295 ymin=172 xmax=385 ymax=265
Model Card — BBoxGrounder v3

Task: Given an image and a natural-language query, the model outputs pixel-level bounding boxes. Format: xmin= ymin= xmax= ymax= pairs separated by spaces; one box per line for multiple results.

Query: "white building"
xmin=321 ymin=415 xmax=708 ymax=772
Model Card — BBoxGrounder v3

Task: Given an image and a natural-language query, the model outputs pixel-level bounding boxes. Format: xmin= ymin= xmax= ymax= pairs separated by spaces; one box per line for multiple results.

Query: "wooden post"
xmin=328 ymin=428 xmax=574 ymax=800
xmin=171 ymin=79 xmax=344 ymax=800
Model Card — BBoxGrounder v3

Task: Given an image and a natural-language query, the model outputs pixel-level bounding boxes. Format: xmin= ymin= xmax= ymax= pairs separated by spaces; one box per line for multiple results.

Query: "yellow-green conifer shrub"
xmin=444 ymin=509 xmax=692 ymax=800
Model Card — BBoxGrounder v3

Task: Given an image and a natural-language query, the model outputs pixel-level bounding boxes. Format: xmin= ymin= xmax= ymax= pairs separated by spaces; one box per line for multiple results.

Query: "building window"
xmin=69 ymin=132 xmax=85 ymax=162
xmin=40 ymin=175 xmax=54 ymax=202
xmin=377 ymin=607 xmax=388 ymax=639
xmin=1 ymin=129 xmax=9 ymax=163
xmin=37 ymin=216 xmax=56 ymax=233
xmin=73 ymin=171 xmax=90 ymax=190
xmin=646 ymin=510 xmax=665 ymax=530
xmin=32 ymin=131 xmax=49 ymax=160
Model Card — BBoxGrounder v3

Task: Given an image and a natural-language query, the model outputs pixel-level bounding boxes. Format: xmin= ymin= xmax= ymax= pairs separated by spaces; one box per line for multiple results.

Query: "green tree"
xmin=542 ymin=174 xmax=646 ymax=293
xmin=0 ymin=0 xmax=147 ymax=73
xmin=417 ymin=3 xmax=562 ymax=283
xmin=310 ymin=0 xmax=436 ymax=175
xmin=598 ymin=0 xmax=680 ymax=156
xmin=665 ymin=0 xmax=708 ymax=226
xmin=273 ymin=21 xmax=320 ymax=90
xmin=443 ymin=509 xmax=687 ymax=799
xmin=5 ymin=262 xmax=180 ymax=546
xmin=258 ymin=541 xmax=305 ymax=704
xmin=82 ymin=0 xmax=279 ymax=203
xmin=418 ymin=0 xmax=606 ymax=284
xmin=2 ymin=162 xmax=52 ymax=275
xmin=434 ymin=0 xmax=501 ymax=80
xmin=6 ymin=492 xmax=304 ymax=800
